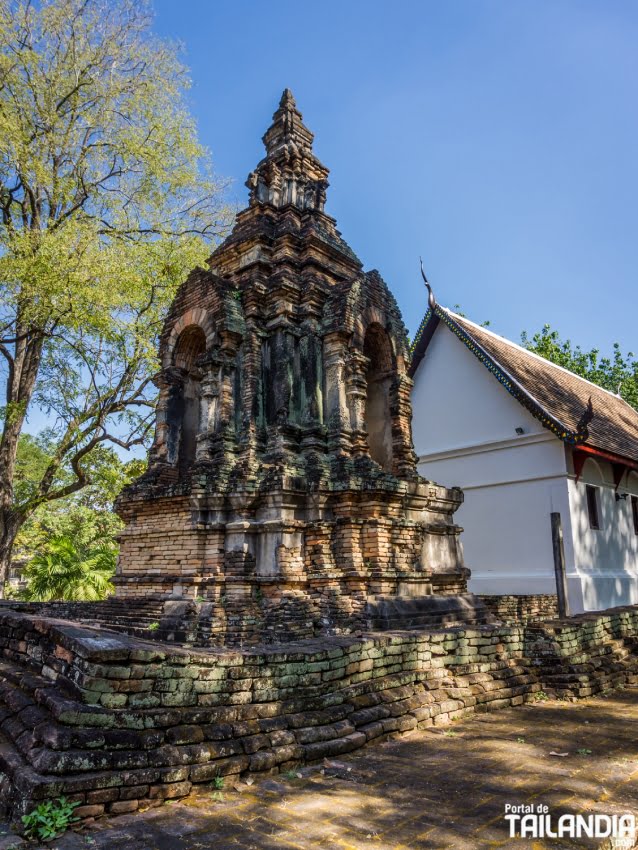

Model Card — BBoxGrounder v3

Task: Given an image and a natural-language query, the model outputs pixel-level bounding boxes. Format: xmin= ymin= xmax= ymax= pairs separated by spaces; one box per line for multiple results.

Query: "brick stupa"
xmin=115 ymin=90 xmax=478 ymax=643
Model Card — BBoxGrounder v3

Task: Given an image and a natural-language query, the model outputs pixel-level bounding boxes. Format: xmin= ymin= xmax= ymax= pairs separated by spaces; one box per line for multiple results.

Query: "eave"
xmin=572 ymin=443 xmax=638 ymax=487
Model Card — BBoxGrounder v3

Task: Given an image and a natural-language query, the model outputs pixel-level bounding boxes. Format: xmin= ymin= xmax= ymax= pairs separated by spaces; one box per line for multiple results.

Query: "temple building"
xmin=411 ymin=303 xmax=638 ymax=613
xmin=115 ymin=90 xmax=483 ymax=643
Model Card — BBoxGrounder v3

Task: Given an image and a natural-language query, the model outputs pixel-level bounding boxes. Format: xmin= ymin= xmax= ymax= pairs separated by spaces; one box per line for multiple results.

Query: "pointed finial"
xmin=279 ymin=88 xmax=296 ymax=108
xmin=420 ymin=257 xmax=436 ymax=310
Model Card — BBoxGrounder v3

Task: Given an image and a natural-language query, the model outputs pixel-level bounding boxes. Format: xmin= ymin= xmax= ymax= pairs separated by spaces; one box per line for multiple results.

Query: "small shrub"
xmin=283 ymin=769 xmax=300 ymax=780
xmin=147 ymin=621 xmax=160 ymax=631
xmin=533 ymin=690 xmax=549 ymax=702
xmin=22 ymin=797 xmax=80 ymax=841
xmin=212 ymin=775 xmax=224 ymax=790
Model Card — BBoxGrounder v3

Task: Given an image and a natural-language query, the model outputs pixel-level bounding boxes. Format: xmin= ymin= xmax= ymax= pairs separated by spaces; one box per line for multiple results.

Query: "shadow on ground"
xmin=3 ymin=688 xmax=638 ymax=850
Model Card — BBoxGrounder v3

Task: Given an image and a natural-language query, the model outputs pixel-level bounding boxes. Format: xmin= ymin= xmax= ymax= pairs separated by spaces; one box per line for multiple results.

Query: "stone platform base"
xmin=1 ymin=588 xmax=492 ymax=647
xmin=1 ymin=606 xmax=638 ymax=827
xmin=366 ymin=592 xmax=496 ymax=630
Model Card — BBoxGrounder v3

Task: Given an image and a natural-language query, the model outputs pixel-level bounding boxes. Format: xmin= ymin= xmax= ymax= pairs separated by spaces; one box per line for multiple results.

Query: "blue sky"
xmin=153 ymin=0 xmax=638 ymax=353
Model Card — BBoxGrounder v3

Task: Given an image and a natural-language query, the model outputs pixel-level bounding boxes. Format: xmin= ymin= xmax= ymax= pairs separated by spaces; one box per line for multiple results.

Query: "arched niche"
xmin=363 ymin=323 xmax=394 ymax=471
xmin=626 ymin=470 xmax=638 ymax=497
xmin=169 ymin=325 xmax=206 ymax=472
xmin=580 ymin=457 xmax=605 ymax=486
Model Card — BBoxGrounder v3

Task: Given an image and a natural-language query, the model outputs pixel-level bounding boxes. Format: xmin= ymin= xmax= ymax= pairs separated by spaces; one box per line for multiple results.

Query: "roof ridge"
xmin=446 ymin=308 xmax=625 ymax=405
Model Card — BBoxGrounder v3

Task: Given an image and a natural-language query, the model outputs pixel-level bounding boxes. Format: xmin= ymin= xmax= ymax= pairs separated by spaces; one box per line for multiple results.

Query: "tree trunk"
xmin=0 ymin=319 xmax=45 ymax=596
xmin=0 ymin=510 xmax=23 ymax=598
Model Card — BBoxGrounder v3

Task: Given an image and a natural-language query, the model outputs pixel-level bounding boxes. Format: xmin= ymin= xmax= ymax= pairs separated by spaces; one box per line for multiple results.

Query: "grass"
xmin=283 ymin=769 xmax=301 ymax=780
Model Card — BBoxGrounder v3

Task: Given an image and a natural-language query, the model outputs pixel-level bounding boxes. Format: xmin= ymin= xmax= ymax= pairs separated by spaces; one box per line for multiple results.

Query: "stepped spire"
xmin=246 ymin=89 xmax=329 ymax=211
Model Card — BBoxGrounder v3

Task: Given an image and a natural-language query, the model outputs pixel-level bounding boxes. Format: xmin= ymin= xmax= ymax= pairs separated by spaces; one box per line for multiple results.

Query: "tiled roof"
xmin=410 ymin=306 xmax=638 ymax=463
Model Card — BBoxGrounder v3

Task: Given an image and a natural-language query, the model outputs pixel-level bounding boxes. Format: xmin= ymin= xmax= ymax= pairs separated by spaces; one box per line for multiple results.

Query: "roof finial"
xmin=279 ymin=88 xmax=296 ymax=108
xmin=420 ymin=257 xmax=436 ymax=311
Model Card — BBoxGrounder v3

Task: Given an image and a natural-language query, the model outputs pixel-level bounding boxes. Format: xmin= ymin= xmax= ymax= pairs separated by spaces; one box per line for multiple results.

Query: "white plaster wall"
xmin=421 ymin=445 xmax=572 ymax=598
xmin=413 ymin=322 xmax=570 ymax=599
xmin=412 ymin=322 xmax=638 ymax=613
xmin=565 ymin=459 xmax=638 ymax=611
xmin=411 ymin=321 xmax=546 ymax=458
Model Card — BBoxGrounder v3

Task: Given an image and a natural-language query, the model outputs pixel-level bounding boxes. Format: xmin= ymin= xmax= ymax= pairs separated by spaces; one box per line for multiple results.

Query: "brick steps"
xmin=1 ymin=599 xmax=202 ymax=644
xmin=526 ymin=628 xmax=638 ymax=698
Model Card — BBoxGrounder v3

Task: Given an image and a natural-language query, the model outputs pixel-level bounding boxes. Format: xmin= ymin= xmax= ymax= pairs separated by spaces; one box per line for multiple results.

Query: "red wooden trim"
xmin=573 ymin=444 xmax=638 ymax=485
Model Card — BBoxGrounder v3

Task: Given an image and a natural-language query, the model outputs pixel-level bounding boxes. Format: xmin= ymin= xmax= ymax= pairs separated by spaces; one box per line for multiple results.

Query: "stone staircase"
xmin=526 ymin=628 xmax=638 ymax=698
xmin=0 ymin=598 xmax=203 ymax=643
xmin=365 ymin=592 xmax=497 ymax=631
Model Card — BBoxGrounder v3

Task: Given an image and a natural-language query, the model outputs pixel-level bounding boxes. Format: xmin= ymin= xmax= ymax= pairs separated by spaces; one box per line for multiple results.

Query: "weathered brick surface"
xmin=479 ymin=594 xmax=558 ymax=623
xmin=1 ymin=606 xmax=638 ymax=827
xmin=111 ymin=90 xmax=476 ymax=643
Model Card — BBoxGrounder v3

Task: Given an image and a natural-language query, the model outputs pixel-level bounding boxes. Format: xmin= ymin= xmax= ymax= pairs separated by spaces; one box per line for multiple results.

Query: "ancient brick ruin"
xmin=2 ymin=605 xmax=638 ymax=825
xmin=2 ymin=92 xmax=638 ymax=831
xmin=114 ymin=90 xmax=475 ymax=643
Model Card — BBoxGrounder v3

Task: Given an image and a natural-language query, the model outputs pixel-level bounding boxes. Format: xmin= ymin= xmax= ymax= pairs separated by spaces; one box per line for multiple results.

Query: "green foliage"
xmin=14 ymin=434 xmax=142 ymax=516
xmin=212 ymin=775 xmax=225 ymax=790
xmin=452 ymin=305 xmax=491 ymax=327
xmin=18 ymin=535 xmax=115 ymax=601
xmin=13 ymin=435 xmax=145 ymax=600
xmin=522 ymin=325 xmax=638 ymax=411
xmin=21 ymin=797 xmax=80 ymax=841
xmin=0 ymin=0 xmax=231 ymax=587
xmin=147 ymin=621 xmax=160 ymax=631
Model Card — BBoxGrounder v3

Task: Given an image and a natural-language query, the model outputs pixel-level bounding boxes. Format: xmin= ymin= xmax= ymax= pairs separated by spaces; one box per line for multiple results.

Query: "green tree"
xmin=0 ymin=0 xmax=231 ymax=593
xmin=521 ymin=325 xmax=638 ymax=410
xmin=11 ymin=434 xmax=144 ymax=599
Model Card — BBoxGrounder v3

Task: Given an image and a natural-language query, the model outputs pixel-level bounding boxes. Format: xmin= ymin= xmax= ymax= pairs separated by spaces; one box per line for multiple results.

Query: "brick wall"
xmin=1 ymin=606 xmax=637 ymax=825
xmin=479 ymin=594 xmax=559 ymax=623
